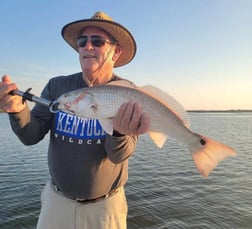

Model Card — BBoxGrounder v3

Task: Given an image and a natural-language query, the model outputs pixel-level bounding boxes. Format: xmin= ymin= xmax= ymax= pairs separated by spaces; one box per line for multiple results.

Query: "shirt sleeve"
xmin=8 ymin=82 xmax=53 ymax=145
xmin=105 ymin=134 xmax=138 ymax=164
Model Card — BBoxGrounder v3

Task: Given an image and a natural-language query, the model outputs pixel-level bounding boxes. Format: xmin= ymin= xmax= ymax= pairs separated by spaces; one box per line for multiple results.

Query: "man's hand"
xmin=113 ymin=101 xmax=150 ymax=136
xmin=0 ymin=75 xmax=26 ymax=113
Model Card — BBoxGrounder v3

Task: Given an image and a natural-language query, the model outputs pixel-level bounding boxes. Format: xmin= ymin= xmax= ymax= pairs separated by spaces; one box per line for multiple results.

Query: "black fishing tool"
xmin=10 ymin=88 xmax=59 ymax=113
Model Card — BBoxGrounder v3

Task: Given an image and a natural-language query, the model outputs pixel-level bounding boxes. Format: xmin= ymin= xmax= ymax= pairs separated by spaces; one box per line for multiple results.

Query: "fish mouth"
xmin=67 ymin=109 xmax=76 ymax=114
xmin=62 ymin=108 xmax=75 ymax=115
xmin=57 ymin=103 xmax=76 ymax=115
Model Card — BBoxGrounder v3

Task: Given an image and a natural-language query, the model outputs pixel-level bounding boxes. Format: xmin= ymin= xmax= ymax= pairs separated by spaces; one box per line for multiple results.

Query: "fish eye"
xmin=90 ymin=104 xmax=97 ymax=112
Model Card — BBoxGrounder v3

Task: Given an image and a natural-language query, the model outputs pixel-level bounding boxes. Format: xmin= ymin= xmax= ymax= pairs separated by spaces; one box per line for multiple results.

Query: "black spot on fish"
xmin=200 ymin=139 xmax=206 ymax=145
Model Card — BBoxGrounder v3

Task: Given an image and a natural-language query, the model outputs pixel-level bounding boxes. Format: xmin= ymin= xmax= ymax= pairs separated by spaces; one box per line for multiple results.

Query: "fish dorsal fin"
xmin=106 ymin=79 xmax=137 ymax=89
xmin=107 ymin=80 xmax=190 ymax=127
xmin=148 ymin=131 xmax=168 ymax=148
xmin=138 ymin=85 xmax=190 ymax=127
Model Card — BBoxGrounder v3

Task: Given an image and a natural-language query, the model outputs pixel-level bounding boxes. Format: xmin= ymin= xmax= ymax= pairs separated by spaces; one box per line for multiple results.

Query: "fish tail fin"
xmin=190 ymin=135 xmax=237 ymax=177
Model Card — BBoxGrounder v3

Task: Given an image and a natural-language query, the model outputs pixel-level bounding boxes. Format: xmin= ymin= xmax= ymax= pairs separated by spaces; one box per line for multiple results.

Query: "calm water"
xmin=0 ymin=112 xmax=251 ymax=229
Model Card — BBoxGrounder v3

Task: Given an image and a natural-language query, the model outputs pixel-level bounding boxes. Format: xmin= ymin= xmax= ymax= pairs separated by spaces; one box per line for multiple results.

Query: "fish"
xmin=56 ymin=80 xmax=237 ymax=177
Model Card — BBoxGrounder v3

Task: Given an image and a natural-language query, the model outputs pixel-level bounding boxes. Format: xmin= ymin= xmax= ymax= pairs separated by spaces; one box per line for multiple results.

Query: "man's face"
xmin=78 ymin=27 xmax=116 ymax=74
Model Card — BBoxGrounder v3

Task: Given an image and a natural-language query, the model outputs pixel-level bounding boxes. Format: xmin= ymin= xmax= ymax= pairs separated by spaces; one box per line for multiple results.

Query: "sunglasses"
xmin=77 ymin=35 xmax=116 ymax=48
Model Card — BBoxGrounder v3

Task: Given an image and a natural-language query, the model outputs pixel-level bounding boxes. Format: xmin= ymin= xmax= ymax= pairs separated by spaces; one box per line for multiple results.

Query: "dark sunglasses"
xmin=77 ymin=35 xmax=116 ymax=48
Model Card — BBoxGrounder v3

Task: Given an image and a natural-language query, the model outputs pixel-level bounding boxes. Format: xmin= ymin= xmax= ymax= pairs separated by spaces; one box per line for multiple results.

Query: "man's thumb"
xmin=2 ymin=75 xmax=12 ymax=83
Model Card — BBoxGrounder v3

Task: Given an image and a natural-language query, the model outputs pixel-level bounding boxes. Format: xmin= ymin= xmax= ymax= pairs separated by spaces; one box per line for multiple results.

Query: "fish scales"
xmin=89 ymin=85 xmax=188 ymax=139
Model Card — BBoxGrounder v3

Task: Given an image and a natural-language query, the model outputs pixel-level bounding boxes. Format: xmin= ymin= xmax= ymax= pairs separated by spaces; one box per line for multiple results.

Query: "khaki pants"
xmin=36 ymin=182 xmax=128 ymax=229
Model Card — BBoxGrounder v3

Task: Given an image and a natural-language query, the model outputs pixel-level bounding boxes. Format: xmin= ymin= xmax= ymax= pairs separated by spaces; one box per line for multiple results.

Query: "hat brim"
xmin=61 ymin=19 xmax=136 ymax=67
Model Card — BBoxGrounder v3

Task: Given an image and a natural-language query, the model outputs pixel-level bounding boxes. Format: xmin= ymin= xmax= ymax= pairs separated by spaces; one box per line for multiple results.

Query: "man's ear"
xmin=112 ymin=45 xmax=122 ymax=61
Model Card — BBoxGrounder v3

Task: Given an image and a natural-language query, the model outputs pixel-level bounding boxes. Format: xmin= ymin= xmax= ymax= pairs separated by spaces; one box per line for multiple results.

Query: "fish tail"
xmin=190 ymin=134 xmax=237 ymax=177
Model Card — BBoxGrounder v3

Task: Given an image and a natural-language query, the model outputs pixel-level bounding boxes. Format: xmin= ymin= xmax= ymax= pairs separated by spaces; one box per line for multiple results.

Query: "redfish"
xmin=56 ymin=80 xmax=236 ymax=177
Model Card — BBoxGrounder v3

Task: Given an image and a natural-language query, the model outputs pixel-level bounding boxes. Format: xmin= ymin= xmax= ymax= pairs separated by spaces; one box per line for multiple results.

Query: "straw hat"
xmin=61 ymin=12 xmax=136 ymax=67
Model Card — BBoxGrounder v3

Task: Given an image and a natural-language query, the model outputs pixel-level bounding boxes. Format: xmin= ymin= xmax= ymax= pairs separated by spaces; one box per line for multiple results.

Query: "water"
xmin=0 ymin=112 xmax=251 ymax=229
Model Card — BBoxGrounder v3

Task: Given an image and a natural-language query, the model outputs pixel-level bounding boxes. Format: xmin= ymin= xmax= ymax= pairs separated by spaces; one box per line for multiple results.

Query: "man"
xmin=0 ymin=12 xmax=150 ymax=229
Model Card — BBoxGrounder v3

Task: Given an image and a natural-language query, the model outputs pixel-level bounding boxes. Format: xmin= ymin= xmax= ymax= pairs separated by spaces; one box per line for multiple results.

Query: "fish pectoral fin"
xmin=99 ymin=119 xmax=114 ymax=135
xmin=148 ymin=131 xmax=168 ymax=148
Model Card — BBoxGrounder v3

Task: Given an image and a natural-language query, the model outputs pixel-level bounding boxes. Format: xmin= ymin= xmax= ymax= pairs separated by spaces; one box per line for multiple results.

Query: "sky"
xmin=0 ymin=0 xmax=251 ymax=110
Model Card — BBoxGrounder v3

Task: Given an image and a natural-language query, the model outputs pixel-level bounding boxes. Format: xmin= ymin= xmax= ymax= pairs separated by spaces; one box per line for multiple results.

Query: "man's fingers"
xmin=128 ymin=102 xmax=141 ymax=131
xmin=113 ymin=101 xmax=150 ymax=136
xmin=137 ymin=113 xmax=150 ymax=135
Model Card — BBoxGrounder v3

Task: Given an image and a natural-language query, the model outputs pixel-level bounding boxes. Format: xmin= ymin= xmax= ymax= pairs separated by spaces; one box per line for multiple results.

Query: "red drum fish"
xmin=56 ymin=80 xmax=236 ymax=177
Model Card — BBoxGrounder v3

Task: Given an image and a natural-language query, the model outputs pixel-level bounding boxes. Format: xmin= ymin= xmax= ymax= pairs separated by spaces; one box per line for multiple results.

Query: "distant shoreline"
xmin=188 ymin=109 xmax=252 ymax=113
xmin=1 ymin=109 xmax=252 ymax=114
